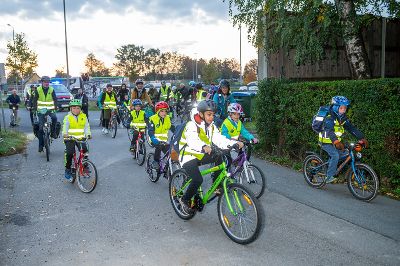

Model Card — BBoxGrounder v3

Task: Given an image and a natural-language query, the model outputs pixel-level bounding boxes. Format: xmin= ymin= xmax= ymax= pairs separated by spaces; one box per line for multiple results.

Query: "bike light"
xmin=356 ymin=152 xmax=362 ymax=159
xmin=44 ymin=122 xmax=48 ymax=127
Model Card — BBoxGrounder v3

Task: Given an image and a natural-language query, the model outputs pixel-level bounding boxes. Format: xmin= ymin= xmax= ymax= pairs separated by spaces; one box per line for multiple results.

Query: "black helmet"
xmin=41 ymin=76 xmax=50 ymax=82
xmin=106 ymin=83 xmax=113 ymax=88
xmin=197 ymin=100 xmax=217 ymax=113
xmin=135 ymin=79 xmax=143 ymax=85
xmin=219 ymin=79 xmax=230 ymax=89
xmin=195 ymin=83 xmax=202 ymax=90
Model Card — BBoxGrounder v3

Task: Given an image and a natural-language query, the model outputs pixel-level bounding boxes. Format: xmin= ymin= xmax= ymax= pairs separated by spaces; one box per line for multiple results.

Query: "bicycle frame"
xmin=72 ymin=141 xmax=88 ymax=176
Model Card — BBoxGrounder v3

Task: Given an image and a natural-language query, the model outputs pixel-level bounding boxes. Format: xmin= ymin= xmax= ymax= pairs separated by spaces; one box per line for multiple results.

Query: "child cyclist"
xmin=178 ymin=100 xmax=244 ymax=215
xmin=62 ymin=99 xmax=91 ymax=181
xmin=148 ymin=101 xmax=175 ymax=169
xmin=220 ymin=103 xmax=258 ymax=166
xmin=129 ymin=99 xmax=148 ymax=152
xmin=319 ymin=96 xmax=368 ymax=183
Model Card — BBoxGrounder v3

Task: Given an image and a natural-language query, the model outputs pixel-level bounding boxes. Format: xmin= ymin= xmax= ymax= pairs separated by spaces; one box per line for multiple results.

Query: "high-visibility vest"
xmin=159 ymin=86 xmax=170 ymax=101
xmin=104 ymin=93 xmax=117 ymax=109
xmin=180 ymin=124 xmax=214 ymax=160
xmin=130 ymin=110 xmax=146 ymax=131
xmin=222 ymin=118 xmax=242 ymax=140
xmin=196 ymin=89 xmax=206 ymax=101
xmin=149 ymin=114 xmax=171 ymax=141
xmin=37 ymin=86 xmax=55 ymax=110
xmin=319 ymin=116 xmax=345 ymax=144
xmin=63 ymin=112 xmax=90 ymax=140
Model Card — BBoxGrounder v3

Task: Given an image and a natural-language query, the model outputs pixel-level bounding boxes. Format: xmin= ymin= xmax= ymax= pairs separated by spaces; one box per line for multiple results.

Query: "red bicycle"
xmin=128 ymin=126 xmax=147 ymax=166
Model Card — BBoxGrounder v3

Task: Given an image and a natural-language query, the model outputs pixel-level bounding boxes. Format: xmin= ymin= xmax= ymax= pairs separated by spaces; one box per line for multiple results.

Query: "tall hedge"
xmin=255 ymin=78 xmax=400 ymax=188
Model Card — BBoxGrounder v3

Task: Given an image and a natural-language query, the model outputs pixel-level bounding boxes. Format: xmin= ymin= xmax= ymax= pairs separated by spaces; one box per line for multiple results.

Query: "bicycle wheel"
xmin=127 ymin=128 xmax=133 ymax=142
xmin=166 ymin=161 xmax=181 ymax=180
xmin=146 ymin=129 xmax=154 ymax=148
xmin=303 ymin=154 xmax=326 ymax=188
xmin=111 ymin=117 xmax=118 ymax=138
xmin=146 ymin=153 xmax=160 ymax=182
xmin=238 ymin=164 xmax=266 ymax=198
xmin=77 ymin=160 xmax=98 ymax=193
xmin=44 ymin=132 xmax=50 ymax=162
xmin=169 ymin=169 xmax=196 ymax=220
xmin=136 ymin=139 xmax=146 ymax=166
xmin=217 ymin=183 xmax=263 ymax=244
xmin=346 ymin=163 xmax=379 ymax=202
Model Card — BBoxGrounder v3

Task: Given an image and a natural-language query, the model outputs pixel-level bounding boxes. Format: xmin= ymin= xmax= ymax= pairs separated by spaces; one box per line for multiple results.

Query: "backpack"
xmin=311 ymin=106 xmax=330 ymax=133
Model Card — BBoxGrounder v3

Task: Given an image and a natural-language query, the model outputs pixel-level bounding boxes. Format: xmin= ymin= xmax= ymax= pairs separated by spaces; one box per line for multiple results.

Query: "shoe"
xmin=102 ymin=128 xmax=106 ymax=134
xmin=64 ymin=169 xmax=73 ymax=181
xmin=325 ymin=176 xmax=337 ymax=183
xmin=105 ymin=129 xmax=109 ymax=134
xmin=178 ymin=197 xmax=194 ymax=215
xmin=38 ymin=146 xmax=43 ymax=152
xmin=214 ymin=186 xmax=222 ymax=196
xmin=129 ymin=145 xmax=135 ymax=152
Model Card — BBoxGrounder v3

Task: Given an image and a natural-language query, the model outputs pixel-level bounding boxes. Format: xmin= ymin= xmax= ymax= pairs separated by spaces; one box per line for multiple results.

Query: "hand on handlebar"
xmin=203 ymin=145 xmax=212 ymax=155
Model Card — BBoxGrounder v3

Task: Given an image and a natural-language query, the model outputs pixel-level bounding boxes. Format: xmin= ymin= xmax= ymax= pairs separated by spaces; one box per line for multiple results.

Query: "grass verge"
xmin=0 ymin=129 xmax=28 ymax=156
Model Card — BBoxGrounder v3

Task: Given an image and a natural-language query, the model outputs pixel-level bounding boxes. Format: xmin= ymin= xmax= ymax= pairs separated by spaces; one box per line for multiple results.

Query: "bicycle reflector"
xmin=354 ymin=144 xmax=362 ymax=152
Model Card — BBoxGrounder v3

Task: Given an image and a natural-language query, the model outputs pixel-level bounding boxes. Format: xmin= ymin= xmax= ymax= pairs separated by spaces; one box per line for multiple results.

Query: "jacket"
xmin=213 ymin=93 xmax=236 ymax=118
xmin=130 ymin=88 xmax=152 ymax=108
xmin=221 ymin=117 xmax=254 ymax=141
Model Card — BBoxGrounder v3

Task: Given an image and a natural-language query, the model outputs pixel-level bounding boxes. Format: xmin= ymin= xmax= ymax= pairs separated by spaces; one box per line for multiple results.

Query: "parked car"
xmin=51 ymin=83 xmax=74 ymax=111
xmin=50 ymin=77 xmax=83 ymax=95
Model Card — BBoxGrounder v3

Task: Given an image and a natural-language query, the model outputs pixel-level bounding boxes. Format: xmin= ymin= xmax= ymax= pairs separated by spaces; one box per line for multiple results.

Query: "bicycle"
xmin=65 ymin=136 xmax=98 ymax=193
xmin=169 ymin=144 xmax=263 ymax=244
xmin=146 ymin=142 xmax=181 ymax=182
xmin=118 ymin=104 xmax=131 ymax=128
xmin=38 ymin=109 xmax=54 ymax=162
xmin=104 ymin=105 xmax=118 ymax=138
xmin=224 ymin=141 xmax=266 ymax=198
xmin=303 ymin=141 xmax=379 ymax=201
xmin=128 ymin=126 xmax=147 ymax=166
xmin=143 ymin=103 xmax=155 ymax=148
xmin=9 ymin=104 xmax=18 ymax=127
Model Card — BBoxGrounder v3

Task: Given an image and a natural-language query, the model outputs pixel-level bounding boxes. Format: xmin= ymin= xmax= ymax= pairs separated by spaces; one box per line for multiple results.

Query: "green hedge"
xmin=255 ymin=78 xmax=400 ymax=191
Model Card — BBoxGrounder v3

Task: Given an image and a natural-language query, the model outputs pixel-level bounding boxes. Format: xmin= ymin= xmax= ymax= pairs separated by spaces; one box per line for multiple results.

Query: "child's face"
xmin=134 ymin=105 xmax=141 ymax=111
xmin=201 ymin=111 xmax=214 ymax=124
xmin=339 ymin=105 xmax=347 ymax=114
xmin=230 ymin=112 xmax=240 ymax=122
xmin=158 ymin=109 xmax=167 ymax=118
xmin=71 ymin=106 xmax=81 ymax=116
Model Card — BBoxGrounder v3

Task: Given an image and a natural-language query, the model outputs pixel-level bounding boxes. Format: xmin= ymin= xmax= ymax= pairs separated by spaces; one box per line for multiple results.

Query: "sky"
xmin=0 ymin=0 xmax=257 ymax=78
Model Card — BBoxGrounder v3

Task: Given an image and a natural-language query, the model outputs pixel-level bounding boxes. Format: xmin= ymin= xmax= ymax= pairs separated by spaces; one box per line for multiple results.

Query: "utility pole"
xmin=239 ymin=25 xmax=242 ymax=84
xmin=7 ymin=24 xmax=17 ymax=91
xmin=63 ymin=0 xmax=70 ymax=89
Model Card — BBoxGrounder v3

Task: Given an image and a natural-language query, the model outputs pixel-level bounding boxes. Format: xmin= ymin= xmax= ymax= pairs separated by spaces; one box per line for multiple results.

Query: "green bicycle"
xmin=169 ymin=144 xmax=263 ymax=245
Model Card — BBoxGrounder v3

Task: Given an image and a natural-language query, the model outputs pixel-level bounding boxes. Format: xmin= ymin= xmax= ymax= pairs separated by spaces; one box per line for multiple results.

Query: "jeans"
xmin=38 ymin=112 xmax=57 ymax=148
xmin=321 ymin=144 xmax=347 ymax=177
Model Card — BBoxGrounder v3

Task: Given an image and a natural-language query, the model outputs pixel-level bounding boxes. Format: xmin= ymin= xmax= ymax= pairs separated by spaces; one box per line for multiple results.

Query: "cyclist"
xmin=213 ymin=79 xmax=236 ymax=128
xmin=148 ymin=101 xmax=175 ymax=169
xmin=74 ymin=88 xmax=89 ymax=118
xmin=31 ymin=76 xmax=58 ymax=152
xmin=6 ymin=89 xmax=21 ymax=127
xmin=130 ymin=79 xmax=152 ymax=108
xmin=117 ymin=83 xmax=129 ymax=103
xmin=195 ymin=83 xmax=207 ymax=102
xmin=62 ymin=99 xmax=91 ymax=181
xmin=27 ymin=85 xmax=38 ymax=125
xmin=100 ymin=84 xmax=117 ymax=134
xmin=157 ymin=80 xmax=171 ymax=102
xmin=129 ymin=99 xmax=148 ymax=152
xmin=319 ymin=96 xmax=368 ymax=183
xmin=178 ymin=100 xmax=244 ymax=214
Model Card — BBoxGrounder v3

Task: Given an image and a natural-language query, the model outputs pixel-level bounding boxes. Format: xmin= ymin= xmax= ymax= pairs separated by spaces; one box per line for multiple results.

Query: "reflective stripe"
xmin=68 ymin=129 xmax=84 ymax=133
xmin=318 ymin=119 xmax=345 ymax=144
xmin=104 ymin=93 xmax=117 ymax=109
xmin=37 ymin=86 xmax=55 ymax=110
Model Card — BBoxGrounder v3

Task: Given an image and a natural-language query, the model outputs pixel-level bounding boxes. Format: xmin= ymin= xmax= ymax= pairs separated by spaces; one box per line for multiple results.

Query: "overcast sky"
xmin=0 ymin=0 xmax=257 ymax=77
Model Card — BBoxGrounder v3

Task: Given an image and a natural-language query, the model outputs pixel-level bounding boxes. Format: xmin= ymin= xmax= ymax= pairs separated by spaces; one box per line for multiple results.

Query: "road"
xmin=1 ymin=109 xmax=399 ymax=266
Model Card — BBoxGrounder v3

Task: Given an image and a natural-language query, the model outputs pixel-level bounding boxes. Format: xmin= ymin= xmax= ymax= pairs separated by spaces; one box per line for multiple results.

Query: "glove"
xmin=252 ymin=138 xmax=259 ymax=144
xmin=333 ymin=140 xmax=344 ymax=150
xmin=359 ymin=138 xmax=368 ymax=148
xmin=150 ymin=136 xmax=159 ymax=145
xmin=87 ymin=135 xmax=92 ymax=140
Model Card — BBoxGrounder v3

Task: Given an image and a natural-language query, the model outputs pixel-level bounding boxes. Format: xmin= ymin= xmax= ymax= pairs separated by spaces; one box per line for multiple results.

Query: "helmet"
xmin=197 ymin=100 xmax=217 ymax=113
xmin=41 ymin=76 xmax=50 ymax=82
xmin=189 ymin=81 xmax=196 ymax=87
xmin=195 ymin=83 xmax=202 ymax=90
xmin=69 ymin=99 xmax=82 ymax=107
xmin=135 ymin=79 xmax=144 ymax=85
xmin=106 ymin=83 xmax=113 ymax=88
xmin=155 ymin=101 xmax=169 ymax=113
xmin=161 ymin=80 xmax=166 ymax=85
xmin=121 ymin=83 xmax=127 ymax=88
xmin=132 ymin=99 xmax=142 ymax=106
xmin=227 ymin=103 xmax=244 ymax=114
xmin=219 ymin=79 xmax=230 ymax=89
xmin=172 ymin=86 xmax=177 ymax=91
xmin=331 ymin=96 xmax=350 ymax=107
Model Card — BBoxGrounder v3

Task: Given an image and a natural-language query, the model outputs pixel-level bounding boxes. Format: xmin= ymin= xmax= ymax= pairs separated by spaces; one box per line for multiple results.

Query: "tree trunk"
xmin=335 ymin=0 xmax=371 ymax=79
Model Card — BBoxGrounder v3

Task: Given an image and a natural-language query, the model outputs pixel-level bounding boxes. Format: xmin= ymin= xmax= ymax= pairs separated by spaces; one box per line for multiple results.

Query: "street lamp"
xmin=195 ymin=53 xmax=198 ymax=82
xmin=7 ymin=23 xmax=18 ymax=90
xmin=63 ymin=0 xmax=70 ymax=88
xmin=239 ymin=25 xmax=242 ymax=84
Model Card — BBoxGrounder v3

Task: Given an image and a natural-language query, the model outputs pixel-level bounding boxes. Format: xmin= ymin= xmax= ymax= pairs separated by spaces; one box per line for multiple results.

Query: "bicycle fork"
xmin=242 ymin=161 xmax=256 ymax=184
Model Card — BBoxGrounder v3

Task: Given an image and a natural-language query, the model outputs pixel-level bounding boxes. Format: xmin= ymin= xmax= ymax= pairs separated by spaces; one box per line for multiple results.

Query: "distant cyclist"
xmin=6 ymin=89 xmax=21 ymax=127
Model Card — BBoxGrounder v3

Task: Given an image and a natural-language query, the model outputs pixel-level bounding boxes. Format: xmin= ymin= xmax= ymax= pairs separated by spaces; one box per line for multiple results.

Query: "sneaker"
xmin=325 ymin=176 xmax=337 ymax=183
xmin=38 ymin=146 xmax=43 ymax=152
xmin=105 ymin=129 xmax=109 ymax=134
xmin=178 ymin=197 xmax=194 ymax=215
xmin=102 ymin=128 xmax=106 ymax=134
xmin=64 ymin=169 xmax=73 ymax=182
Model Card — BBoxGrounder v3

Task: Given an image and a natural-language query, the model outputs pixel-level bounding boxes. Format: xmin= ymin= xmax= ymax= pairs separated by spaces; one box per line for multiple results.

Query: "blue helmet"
xmin=331 ymin=96 xmax=350 ymax=118
xmin=189 ymin=81 xmax=196 ymax=87
xmin=132 ymin=99 xmax=142 ymax=106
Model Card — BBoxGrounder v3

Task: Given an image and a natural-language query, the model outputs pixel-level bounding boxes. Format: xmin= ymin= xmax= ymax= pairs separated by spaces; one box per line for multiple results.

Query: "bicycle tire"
xmin=127 ymin=128 xmax=133 ymax=142
xmin=44 ymin=132 xmax=50 ymax=162
xmin=302 ymin=154 xmax=326 ymax=188
xmin=136 ymin=140 xmax=146 ymax=166
xmin=346 ymin=163 xmax=379 ymax=202
xmin=238 ymin=164 xmax=266 ymax=198
xmin=111 ymin=117 xmax=117 ymax=138
xmin=146 ymin=129 xmax=154 ymax=148
xmin=217 ymin=183 xmax=263 ymax=245
xmin=166 ymin=161 xmax=181 ymax=180
xmin=169 ymin=169 xmax=196 ymax=220
xmin=146 ymin=153 xmax=160 ymax=182
xmin=77 ymin=160 xmax=98 ymax=193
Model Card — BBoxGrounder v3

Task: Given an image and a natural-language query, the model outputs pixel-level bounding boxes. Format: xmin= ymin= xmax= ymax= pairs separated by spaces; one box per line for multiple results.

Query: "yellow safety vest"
xmin=196 ymin=89 xmax=206 ymax=101
xmin=104 ymin=93 xmax=117 ymax=109
xmin=222 ymin=118 xmax=242 ymax=140
xmin=37 ymin=86 xmax=55 ymax=110
xmin=63 ymin=112 xmax=90 ymax=140
xmin=180 ymin=125 xmax=213 ymax=160
xmin=149 ymin=114 xmax=171 ymax=141
xmin=130 ymin=110 xmax=146 ymax=131
xmin=319 ymin=116 xmax=345 ymax=144
xmin=159 ymin=86 xmax=170 ymax=101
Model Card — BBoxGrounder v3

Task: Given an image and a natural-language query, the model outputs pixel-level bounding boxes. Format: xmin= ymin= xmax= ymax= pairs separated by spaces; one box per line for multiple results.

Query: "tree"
xmin=221 ymin=58 xmax=240 ymax=79
xmin=114 ymin=44 xmax=145 ymax=81
xmin=202 ymin=62 xmax=220 ymax=84
xmin=55 ymin=66 xmax=69 ymax=78
xmin=5 ymin=33 xmax=38 ymax=83
xmin=225 ymin=0 xmax=400 ymax=79
xmin=243 ymin=59 xmax=258 ymax=84
xmin=84 ymin=53 xmax=110 ymax=77
xmin=144 ymin=48 xmax=161 ymax=80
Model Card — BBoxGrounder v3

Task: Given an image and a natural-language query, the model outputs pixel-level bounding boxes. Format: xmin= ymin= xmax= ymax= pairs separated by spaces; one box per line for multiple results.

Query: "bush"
xmin=255 ymin=78 xmax=400 ymax=192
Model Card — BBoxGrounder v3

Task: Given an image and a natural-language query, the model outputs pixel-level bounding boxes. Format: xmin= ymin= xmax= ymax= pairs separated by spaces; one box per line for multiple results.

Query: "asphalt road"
xmin=0 ymin=109 xmax=399 ymax=266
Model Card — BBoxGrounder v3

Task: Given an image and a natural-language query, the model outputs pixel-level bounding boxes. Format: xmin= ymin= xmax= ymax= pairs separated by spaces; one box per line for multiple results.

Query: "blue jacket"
xmin=213 ymin=93 xmax=236 ymax=118
xmin=323 ymin=110 xmax=364 ymax=143
xmin=97 ymin=92 xmax=103 ymax=108
xmin=221 ymin=117 xmax=254 ymax=141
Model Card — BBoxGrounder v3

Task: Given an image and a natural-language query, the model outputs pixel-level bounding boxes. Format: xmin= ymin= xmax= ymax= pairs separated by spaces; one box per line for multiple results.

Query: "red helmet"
xmin=155 ymin=101 xmax=169 ymax=113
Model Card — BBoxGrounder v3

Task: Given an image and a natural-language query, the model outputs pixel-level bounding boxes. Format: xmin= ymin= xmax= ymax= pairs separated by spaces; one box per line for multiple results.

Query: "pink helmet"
xmin=227 ymin=103 xmax=244 ymax=114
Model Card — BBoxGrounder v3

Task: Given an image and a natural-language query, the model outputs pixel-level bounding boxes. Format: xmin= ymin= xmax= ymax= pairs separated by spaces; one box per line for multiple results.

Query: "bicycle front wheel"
xmin=136 ymin=139 xmax=146 ymax=166
xmin=127 ymin=128 xmax=133 ymax=142
xmin=44 ymin=133 xmax=50 ymax=162
xmin=146 ymin=153 xmax=160 ymax=182
xmin=346 ymin=163 xmax=379 ymax=202
xmin=169 ymin=169 xmax=196 ymax=220
xmin=111 ymin=117 xmax=118 ymax=138
xmin=77 ymin=160 xmax=98 ymax=193
xmin=303 ymin=154 xmax=326 ymax=188
xmin=238 ymin=164 xmax=266 ymax=198
xmin=217 ymin=183 xmax=263 ymax=245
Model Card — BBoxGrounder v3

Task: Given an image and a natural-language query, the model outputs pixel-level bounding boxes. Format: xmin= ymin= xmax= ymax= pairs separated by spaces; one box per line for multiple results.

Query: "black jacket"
xmin=74 ymin=93 xmax=89 ymax=107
